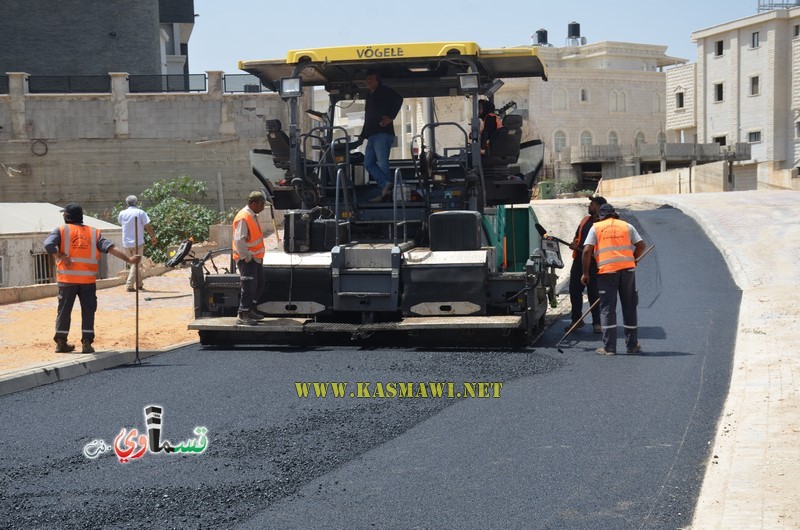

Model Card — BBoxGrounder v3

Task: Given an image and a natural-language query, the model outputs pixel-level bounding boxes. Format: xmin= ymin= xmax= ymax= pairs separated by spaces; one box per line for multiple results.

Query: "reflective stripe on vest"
xmin=592 ymin=218 xmax=635 ymax=274
xmin=232 ymin=209 xmax=265 ymax=261
xmin=57 ymin=224 xmax=100 ymax=284
xmin=572 ymin=215 xmax=591 ymax=259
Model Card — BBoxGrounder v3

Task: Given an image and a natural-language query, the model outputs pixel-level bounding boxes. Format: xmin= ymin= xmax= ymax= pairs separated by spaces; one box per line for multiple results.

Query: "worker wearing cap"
xmin=565 ymin=195 xmax=607 ymax=334
xmin=581 ymin=203 xmax=646 ymax=355
xmin=44 ymin=204 xmax=141 ymax=353
xmin=232 ymin=191 xmax=267 ymax=325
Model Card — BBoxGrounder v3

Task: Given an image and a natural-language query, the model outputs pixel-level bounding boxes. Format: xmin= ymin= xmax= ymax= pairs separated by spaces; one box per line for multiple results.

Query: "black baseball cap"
xmin=60 ymin=203 xmax=84 ymax=223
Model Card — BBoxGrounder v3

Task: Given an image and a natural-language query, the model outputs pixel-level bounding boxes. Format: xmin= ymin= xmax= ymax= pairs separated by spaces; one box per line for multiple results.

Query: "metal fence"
xmin=0 ymin=75 xmax=8 ymax=94
xmin=28 ymin=75 xmax=111 ymax=94
xmin=129 ymin=74 xmax=207 ymax=93
xmin=223 ymin=74 xmax=272 ymax=93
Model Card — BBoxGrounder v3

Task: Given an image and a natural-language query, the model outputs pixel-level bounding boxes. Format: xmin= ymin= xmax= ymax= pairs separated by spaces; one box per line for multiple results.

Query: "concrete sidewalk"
xmin=0 ymin=191 xmax=797 ymax=527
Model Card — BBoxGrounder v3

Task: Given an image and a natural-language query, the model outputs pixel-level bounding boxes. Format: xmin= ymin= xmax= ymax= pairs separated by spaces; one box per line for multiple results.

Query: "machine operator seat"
xmin=482 ymin=114 xmax=523 ymax=179
xmin=482 ymin=114 xmax=530 ymax=205
xmin=266 ymin=119 xmax=291 ymax=171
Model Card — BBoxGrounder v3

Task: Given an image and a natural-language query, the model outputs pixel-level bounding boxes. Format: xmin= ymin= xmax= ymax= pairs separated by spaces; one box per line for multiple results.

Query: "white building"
xmin=667 ymin=4 xmax=800 ymax=189
xmin=0 ymin=203 xmax=124 ymax=288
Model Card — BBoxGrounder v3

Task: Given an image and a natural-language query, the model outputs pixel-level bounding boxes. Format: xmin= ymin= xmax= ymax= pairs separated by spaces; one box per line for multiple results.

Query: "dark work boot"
xmin=55 ymin=337 xmax=75 ymax=353
xmin=81 ymin=339 xmax=95 ymax=354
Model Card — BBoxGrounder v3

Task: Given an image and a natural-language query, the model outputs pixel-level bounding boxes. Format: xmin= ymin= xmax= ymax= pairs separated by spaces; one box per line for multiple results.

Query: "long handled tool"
xmin=134 ymin=223 xmax=141 ymax=364
xmin=555 ymin=243 xmax=656 ymax=353
xmin=534 ymin=223 xmax=571 ymax=247
xmin=269 ymin=203 xmax=281 ymax=243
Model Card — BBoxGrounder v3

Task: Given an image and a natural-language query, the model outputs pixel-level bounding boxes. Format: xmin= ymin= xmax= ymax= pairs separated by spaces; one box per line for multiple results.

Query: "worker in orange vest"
xmin=581 ymin=203 xmax=646 ymax=355
xmin=232 ymin=191 xmax=267 ymax=325
xmin=44 ymin=203 xmax=141 ymax=353
xmin=565 ymin=196 xmax=607 ymax=334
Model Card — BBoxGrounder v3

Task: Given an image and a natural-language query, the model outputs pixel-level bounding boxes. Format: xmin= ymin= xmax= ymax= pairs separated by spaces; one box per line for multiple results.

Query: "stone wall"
xmin=0 ymin=72 xmax=287 ymax=213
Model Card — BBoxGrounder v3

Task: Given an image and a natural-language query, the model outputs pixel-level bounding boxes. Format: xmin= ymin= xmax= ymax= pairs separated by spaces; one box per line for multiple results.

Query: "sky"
xmin=188 ymin=0 xmax=761 ymax=74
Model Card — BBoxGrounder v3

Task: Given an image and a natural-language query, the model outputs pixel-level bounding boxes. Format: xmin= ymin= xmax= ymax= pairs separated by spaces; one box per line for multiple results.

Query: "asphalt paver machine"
xmin=189 ymin=42 xmax=563 ymax=347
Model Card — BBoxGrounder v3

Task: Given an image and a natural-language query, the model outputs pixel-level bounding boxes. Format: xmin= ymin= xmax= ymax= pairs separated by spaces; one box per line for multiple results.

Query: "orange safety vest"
xmin=56 ymin=224 xmax=100 ymax=284
xmin=571 ymin=215 xmax=591 ymax=259
xmin=232 ymin=208 xmax=265 ymax=261
xmin=592 ymin=218 xmax=636 ymax=274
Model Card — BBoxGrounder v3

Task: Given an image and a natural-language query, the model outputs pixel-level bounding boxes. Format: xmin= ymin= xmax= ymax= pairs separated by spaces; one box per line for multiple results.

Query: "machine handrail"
xmin=391 ymin=167 xmax=408 ymax=245
xmin=333 ymin=167 xmax=353 ymax=246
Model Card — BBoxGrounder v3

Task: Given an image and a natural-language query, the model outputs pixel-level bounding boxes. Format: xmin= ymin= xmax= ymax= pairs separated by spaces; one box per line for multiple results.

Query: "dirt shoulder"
xmin=0 ymin=234 xmax=281 ymax=375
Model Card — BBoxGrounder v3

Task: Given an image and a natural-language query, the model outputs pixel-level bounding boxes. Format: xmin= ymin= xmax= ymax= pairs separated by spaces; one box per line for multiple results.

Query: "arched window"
xmin=609 ymin=89 xmax=626 ymax=112
xmin=618 ymin=91 xmax=627 ymax=112
xmin=554 ymin=131 xmax=567 ymax=152
xmin=635 ymin=131 xmax=646 ymax=146
xmin=608 ymin=131 xmax=619 ymax=145
xmin=553 ymin=88 xmax=567 ymax=111
xmin=657 ymin=132 xmax=667 ymax=144
xmin=580 ymin=130 xmax=593 ymax=146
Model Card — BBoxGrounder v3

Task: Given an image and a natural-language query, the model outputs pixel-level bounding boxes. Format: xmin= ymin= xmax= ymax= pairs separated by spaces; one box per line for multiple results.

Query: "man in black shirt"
xmin=566 ymin=195 xmax=607 ymax=333
xmin=359 ymin=70 xmax=403 ymax=202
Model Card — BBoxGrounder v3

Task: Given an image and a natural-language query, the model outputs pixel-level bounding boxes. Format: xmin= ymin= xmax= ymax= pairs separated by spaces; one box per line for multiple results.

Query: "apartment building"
xmin=667 ymin=2 xmax=800 ymax=188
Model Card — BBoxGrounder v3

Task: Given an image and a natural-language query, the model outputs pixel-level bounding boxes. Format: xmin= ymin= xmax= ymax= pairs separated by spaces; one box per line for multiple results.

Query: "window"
xmin=32 ymin=252 xmax=55 ymax=284
xmin=580 ymin=88 xmax=588 ymax=102
xmin=553 ymin=88 xmax=567 ymax=111
xmin=794 ymin=24 xmax=800 ymax=37
xmin=657 ymin=132 xmax=667 ymax=144
xmin=609 ymin=89 xmax=626 ymax=112
xmin=796 ymin=122 xmax=800 ymax=139
xmin=608 ymin=131 xmax=619 ymax=145
xmin=713 ymin=135 xmax=727 ymax=146
xmin=635 ymin=132 xmax=646 ymax=146
xmin=748 ymin=131 xmax=762 ymax=143
xmin=750 ymin=76 xmax=760 ymax=96
xmin=405 ymin=123 xmax=412 ymax=134
xmin=751 ymin=31 xmax=760 ymax=48
xmin=714 ymin=83 xmax=724 ymax=102
xmin=715 ymin=40 xmax=724 ymax=56
xmin=0 ymin=256 xmax=4 ymax=286
xmin=676 ymin=92 xmax=685 ymax=109
xmin=554 ymin=131 xmax=567 ymax=152
xmin=580 ymin=131 xmax=593 ymax=146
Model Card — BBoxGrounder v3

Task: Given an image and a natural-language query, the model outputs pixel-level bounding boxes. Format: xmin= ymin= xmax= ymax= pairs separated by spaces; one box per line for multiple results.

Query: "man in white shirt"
xmin=118 ymin=195 xmax=157 ymax=292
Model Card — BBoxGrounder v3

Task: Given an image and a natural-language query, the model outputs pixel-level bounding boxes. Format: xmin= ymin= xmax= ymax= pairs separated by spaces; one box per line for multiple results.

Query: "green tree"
xmin=113 ymin=176 xmax=222 ymax=263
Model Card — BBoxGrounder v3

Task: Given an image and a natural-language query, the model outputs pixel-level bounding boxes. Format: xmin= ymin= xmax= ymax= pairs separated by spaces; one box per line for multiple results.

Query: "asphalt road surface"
xmin=0 ymin=206 xmax=740 ymax=529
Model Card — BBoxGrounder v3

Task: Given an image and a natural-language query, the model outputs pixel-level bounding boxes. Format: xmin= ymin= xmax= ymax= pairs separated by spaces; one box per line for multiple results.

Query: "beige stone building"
xmin=667 ymin=3 xmax=800 ymax=190
xmin=326 ymin=38 xmax=697 ymax=190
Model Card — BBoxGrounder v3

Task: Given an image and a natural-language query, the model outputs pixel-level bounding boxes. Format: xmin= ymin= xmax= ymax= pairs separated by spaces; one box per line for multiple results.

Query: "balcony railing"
xmin=223 ymin=74 xmax=272 ymax=93
xmin=28 ymin=75 xmax=111 ymax=93
xmin=128 ymin=74 xmax=207 ymax=93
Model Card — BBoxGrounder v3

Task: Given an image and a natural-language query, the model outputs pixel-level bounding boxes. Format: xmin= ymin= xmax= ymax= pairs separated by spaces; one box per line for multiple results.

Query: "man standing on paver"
xmin=118 ymin=195 xmax=157 ymax=292
xmin=232 ymin=191 xmax=267 ymax=325
xmin=581 ymin=203 xmax=646 ymax=355
xmin=45 ymin=204 xmax=141 ymax=353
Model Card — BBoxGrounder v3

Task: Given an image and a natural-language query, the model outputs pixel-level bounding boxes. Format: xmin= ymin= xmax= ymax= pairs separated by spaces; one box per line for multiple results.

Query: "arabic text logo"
xmin=82 ymin=405 xmax=208 ymax=464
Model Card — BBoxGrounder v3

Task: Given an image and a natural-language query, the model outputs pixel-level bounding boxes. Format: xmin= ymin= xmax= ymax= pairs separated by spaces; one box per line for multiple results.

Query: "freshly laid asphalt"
xmin=0 ymin=202 xmax=746 ymax=528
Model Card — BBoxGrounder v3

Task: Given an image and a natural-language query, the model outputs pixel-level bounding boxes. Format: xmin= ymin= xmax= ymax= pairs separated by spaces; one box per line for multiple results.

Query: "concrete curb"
xmin=0 ymin=340 xmax=196 ymax=397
